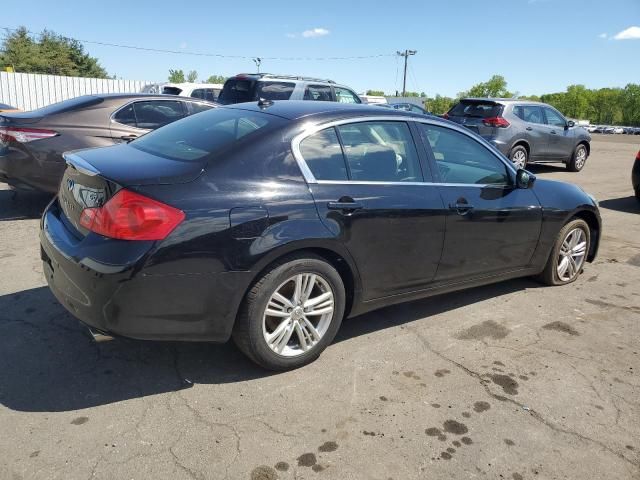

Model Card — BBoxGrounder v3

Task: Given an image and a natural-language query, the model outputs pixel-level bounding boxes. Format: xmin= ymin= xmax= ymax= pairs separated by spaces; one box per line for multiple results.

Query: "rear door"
xmin=447 ymin=100 xmax=503 ymax=137
xmin=296 ymin=119 xmax=446 ymax=300
xmin=512 ymin=104 xmax=547 ymax=159
xmin=416 ymin=122 xmax=542 ymax=281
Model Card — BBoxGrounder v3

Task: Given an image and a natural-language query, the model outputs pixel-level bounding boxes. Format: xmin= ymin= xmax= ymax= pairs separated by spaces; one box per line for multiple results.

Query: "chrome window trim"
xmin=291 ymin=115 xmax=517 ymax=186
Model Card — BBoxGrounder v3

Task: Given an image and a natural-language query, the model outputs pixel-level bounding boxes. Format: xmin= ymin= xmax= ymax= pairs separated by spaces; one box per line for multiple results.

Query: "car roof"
xmin=91 ymin=93 xmax=215 ymax=102
xmin=461 ymin=97 xmax=546 ymax=105
xmin=225 ymin=100 xmax=436 ymax=122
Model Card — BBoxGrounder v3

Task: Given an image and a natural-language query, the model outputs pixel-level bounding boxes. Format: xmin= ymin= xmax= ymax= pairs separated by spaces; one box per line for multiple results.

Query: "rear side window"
xmin=513 ymin=105 xmax=544 ymax=124
xmin=304 ymin=84 xmax=333 ymax=101
xmin=191 ymin=88 xmax=219 ymax=102
xmin=131 ymin=108 xmax=282 ymax=161
xmin=256 ymin=82 xmax=295 ymax=101
xmin=132 ymin=100 xmax=186 ymax=129
xmin=449 ymin=101 xmax=502 ymax=118
xmin=299 ymin=128 xmax=348 ymax=181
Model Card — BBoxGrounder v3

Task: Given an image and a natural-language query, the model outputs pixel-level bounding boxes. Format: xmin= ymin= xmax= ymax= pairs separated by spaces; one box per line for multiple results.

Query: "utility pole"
xmin=253 ymin=57 xmax=262 ymax=73
xmin=396 ymin=49 xmax=417 ymax=97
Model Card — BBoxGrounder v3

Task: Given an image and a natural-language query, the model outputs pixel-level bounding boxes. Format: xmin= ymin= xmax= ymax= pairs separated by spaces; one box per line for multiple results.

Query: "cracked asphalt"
xmin=1 ymin=135 xmax=639 ymax=480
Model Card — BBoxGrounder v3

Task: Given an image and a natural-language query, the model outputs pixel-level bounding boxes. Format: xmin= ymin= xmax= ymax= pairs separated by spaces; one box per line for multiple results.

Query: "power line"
xmin=0 ymin=26 xmax=397 ymax=62
xmin=396 ymin=49 xmax=417 ymax=97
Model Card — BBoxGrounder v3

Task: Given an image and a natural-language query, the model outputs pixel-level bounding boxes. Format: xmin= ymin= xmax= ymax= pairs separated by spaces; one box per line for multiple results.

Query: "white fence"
xmin=0 ymin=72 xmax=154 ymax=111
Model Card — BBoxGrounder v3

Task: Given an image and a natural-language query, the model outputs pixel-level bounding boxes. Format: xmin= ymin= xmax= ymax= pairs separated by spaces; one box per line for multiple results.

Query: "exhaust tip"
xmin=87 ymin=326 xmax=114 ymax=343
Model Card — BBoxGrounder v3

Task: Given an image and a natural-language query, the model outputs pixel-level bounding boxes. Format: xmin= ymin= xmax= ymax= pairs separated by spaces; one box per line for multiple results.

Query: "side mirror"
xmin=566 ymin=120 xmax=575 ymax=130
xmin=516 ymin=169 xmax=535 ymax=189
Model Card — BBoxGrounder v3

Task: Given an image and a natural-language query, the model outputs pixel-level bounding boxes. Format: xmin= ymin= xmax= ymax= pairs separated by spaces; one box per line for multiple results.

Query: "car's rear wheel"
xmin=537 ymin=219 xmax=590 ymax=286
xmin=233 ymin=255 xmax=345 ymax=370
xmin=509 ymin=145 xmax=528 ymax=169
xmin=567 ymin=144 xmax=588 ymax=172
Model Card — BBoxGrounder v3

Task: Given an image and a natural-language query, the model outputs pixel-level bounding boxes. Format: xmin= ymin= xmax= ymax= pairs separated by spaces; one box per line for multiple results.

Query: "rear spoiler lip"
xmin=63 ymin=152 xmax=100 ymax=177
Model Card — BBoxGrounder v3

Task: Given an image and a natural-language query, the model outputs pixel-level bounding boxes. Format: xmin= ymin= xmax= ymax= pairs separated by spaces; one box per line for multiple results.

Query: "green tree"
xmin=463 ymin=75 xmax=512 ymax=98
xmin=402 ymin=91 xmax=420 ymax=97
xmin=366 ymin=90 xmax=385 ymax=96
xmin=621 ymin=84 xmax=640 ymax=125
xmin=563 ymin=85 xmax=591 ymax=119
xmin=168 ymin=69 xmax=185 ymax=83
xmin=186 ymin=70 xmax=198 ymax=83
xmin=425 ymin=94 xmax=456 ymax=115
xmin=206 ymin=74 xmax=227 ymax=84
xmin=0 ymin=26 xmax=108 ymax=77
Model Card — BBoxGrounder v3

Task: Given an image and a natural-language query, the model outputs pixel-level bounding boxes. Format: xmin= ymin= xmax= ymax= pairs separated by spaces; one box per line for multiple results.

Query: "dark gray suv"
xmin=445 ymin=98 xmax=591 ymax=172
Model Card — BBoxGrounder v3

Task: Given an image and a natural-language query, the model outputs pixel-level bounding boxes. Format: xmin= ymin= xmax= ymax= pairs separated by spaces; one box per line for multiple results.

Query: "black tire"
xmin=567 ymin=144 xmax=588 ymax=172
xmin=536 ymin=219 xmax=590 ymax=286
xmin=635 ymin=187 xmax=640 ymax=202
xmin=509 ymin=145 xmax=528 ymax=169
xmin=232 ymin=254 xmax=346 ymax=371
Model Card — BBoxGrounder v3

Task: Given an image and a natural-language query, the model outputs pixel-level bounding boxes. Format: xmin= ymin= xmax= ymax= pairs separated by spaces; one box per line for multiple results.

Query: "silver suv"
xmin=445 ymin=98 xmax=592 ymax=172
xmin=218 ymin=73 xmax=361 ymax=105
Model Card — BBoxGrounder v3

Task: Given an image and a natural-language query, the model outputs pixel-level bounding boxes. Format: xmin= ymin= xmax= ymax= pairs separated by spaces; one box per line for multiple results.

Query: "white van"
xmin=141 ymin=82 xmax=223 ymax=102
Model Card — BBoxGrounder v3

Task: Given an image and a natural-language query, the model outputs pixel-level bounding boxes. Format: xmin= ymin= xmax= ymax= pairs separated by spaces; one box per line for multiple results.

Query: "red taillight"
xmin=442 ymin=112 xmax=450 ymax=119
xmin=482 ymin=116 xmax=510 ymax=128
xmin=0 ymin=126 xmax=58 ymax=143
xmin=636 ymin=150 xmax=640 ymax=161
xmin=79 ymin=189 xmax=185 ymax=241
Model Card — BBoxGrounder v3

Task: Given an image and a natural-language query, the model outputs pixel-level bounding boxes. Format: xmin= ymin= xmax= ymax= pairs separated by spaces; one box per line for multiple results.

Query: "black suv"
xmin=445 ymin=98 xmax=592 ymax=172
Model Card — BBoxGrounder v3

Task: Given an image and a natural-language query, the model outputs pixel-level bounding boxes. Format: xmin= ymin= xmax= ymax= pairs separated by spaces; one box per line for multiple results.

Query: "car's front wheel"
xmin=233 ymin=255 xmax=345 ymax=370
xmin=567 ymin=144 xmax=588 ymax=172
xmin=537 ymin=218 xmax=590 ymax=286
xmin=509 ymin=145 xmax=528 ymax=169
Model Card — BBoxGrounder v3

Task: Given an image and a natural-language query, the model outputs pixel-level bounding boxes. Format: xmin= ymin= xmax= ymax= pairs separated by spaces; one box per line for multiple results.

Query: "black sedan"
xmin=0 ymin=93 xmax=216 ymax=193
xmin=40 ymin=101 xmax=601 ymax=370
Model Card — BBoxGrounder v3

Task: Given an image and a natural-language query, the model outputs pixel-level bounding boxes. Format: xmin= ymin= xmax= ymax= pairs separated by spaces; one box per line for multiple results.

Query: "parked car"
xmin=444 ymin=98 xmax=591 ymax=171
xmin=218 ymin=73 xmax=361 ymax=105
xmin=613 ymin=127 xmax=624 ymax=134
xmin=633 ymin=149 xmax=640 ymax=202
xmin=0 ymin=93 xmax=216 ymax=193
xmin=40 ymin=101 xmax=601 ymax=370
xmin=141 ymin=82 xmax=223 ymax=102
xmin=0 ymin=102 xmax=19 ymax=113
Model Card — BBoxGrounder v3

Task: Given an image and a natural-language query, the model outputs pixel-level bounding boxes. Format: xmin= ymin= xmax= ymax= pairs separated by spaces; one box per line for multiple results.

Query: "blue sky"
xmin=3 ymin=0 xmax=640 ymax=96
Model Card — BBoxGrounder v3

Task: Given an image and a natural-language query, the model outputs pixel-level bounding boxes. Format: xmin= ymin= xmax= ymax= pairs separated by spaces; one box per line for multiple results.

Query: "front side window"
xmin=133 ymin=100 xmax=186 ymax=130
xmin=256 ymin=82 xmax=295 ymax=101
xmin=334 ymin=87 xmax=361 ymax=104
xmin=514 ymin=105 xmax=544 ymax=124
xmin=418 ymin=124 xmax=510 ymax=185
xmin=544 ymin=107 xmax=566 ymax=127
xmin=304 ymin=84 xmax=333 ymax=101
xmin=299 ymin=128 xmax=348 ymax=181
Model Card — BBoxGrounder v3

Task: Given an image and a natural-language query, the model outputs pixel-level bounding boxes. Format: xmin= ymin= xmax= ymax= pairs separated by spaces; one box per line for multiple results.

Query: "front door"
xmin=416 ymin=123 xmax=542 ymax=282
xmin=542 ymin=106 xmax=574 ymax=160
xmin=296 ymin=121 xmax=446 ymax=300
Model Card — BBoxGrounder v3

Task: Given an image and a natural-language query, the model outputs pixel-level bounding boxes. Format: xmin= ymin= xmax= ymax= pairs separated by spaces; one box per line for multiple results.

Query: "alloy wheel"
xmin=556 ymin=228 xmax=587 ymax=281
xmin=262 ymin=273 xmax=334 ymax=357
xmin=575 ymin=147 xmax=587 ymax=170
xmin=512 ymin=150 xmax=527 ymax=169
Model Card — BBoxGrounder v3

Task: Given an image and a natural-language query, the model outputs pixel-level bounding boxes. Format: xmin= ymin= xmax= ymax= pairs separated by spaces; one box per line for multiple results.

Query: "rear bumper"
xmin=40 ymin=200 xmax=251 ymax=342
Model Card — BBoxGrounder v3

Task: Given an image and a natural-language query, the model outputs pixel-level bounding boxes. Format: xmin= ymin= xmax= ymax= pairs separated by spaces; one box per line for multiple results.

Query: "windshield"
xmin=449 ymin=101 xmax=503 ymax=118
xmin=130 ymin=107 xmax=283 ymax=161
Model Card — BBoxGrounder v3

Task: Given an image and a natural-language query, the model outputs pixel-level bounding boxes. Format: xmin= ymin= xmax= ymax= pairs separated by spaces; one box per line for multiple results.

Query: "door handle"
xmin=120 ymin=134 xmax=138 ymax=143
xmin=449 ymin=202 xmax=474 ymax=215
xmin=526 ymin=127 xmax=533 ymax=131
xmin=327 ymin=201 xmax=364 ymax=212
xmin=550 ymin=130 xmax=557 ymax=135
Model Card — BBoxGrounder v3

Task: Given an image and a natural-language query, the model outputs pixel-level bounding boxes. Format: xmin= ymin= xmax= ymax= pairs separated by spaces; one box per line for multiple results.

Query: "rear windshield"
xmin=449 ymin=101 xmax=503 ymax=118
xmin=130 ymin=107 xmax=284 ymax=161
xmin=218 ymin=79 xmax=255 ymax=104
xmin=218 ymin=79 xmax=296 ymax=104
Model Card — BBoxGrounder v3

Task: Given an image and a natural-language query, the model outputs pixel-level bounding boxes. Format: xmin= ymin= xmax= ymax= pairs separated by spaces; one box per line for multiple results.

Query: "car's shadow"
xmin=0 ymin=278 xmax=540 ymax=412
xmin=0 ymin=189 xmax=53 ymax=221
xmin=599 ymin=196 xmax=640 ymax=214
